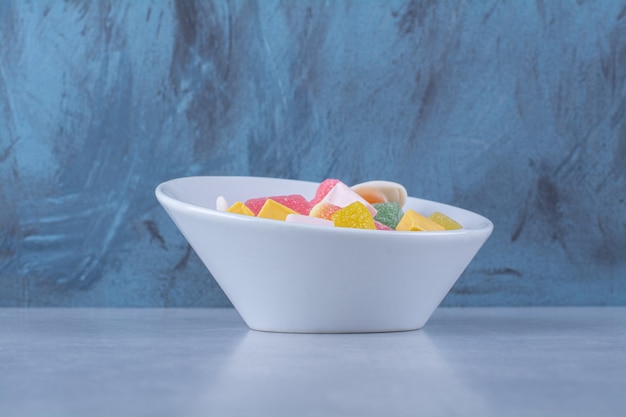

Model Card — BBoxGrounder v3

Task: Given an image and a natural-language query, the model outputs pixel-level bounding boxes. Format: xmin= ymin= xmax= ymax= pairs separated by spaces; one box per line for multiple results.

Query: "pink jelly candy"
xmin=309 ymin=178 xmax=341 ymax=205
xmin=245 ymin=195 xmax=312 ymax=216
xmin=374 ymin=221 xmax=393 ymax=231
xmin=309 ymin=202 xmax=342 ymax=220
xmin=321 ymin=181 xmax=377 ymax=217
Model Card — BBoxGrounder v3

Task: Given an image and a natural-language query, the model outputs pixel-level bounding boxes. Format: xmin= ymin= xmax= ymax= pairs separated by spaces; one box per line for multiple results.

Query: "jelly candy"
xmin=332 ymin=201 xmax=376 ymax=230
xmin=428 ymin=211 xmax=462 ymax=230
xmin=217 ymin=178 xmax=463 ymax=231
xmin=257 ymin=199 xmax=298 ymax=221
xmin=278 ymin=195 xmax=313 ymax=215
xmin=216 ymin=196 xmax=229 ymax=211
xmin=396 ymin=210 xmax=445 ymax=231
xmin=374 ymin=221 xmax=393 ymax=231
xmin=286 ymin=214 xmax=334 ymax=227
xmin=373 ymin=202 xmax=404 ymax=230
xmin=246 ymin=195 xmax=312 ymax=216
xmin=310 ymin=178 xmax=340 ymax=205
xmin=245 ymin=197 xmax=267 ymax=215
xmin=226 ymin=201 xmax=254 ymax=216
xmin=352 ymin=180 xmax=407 ymax=207
xmin=352 ymin=186 xmax=386 ymax=204
xmin=309 ymin=202 xmax=341 ymax=220
xmin=322 ymin=182 xmax=377 ymax=217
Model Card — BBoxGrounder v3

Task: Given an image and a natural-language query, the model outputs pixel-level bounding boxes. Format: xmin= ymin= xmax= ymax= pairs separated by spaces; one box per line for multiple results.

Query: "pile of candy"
xmin=216 ymin=179 xmax=462 ymax=231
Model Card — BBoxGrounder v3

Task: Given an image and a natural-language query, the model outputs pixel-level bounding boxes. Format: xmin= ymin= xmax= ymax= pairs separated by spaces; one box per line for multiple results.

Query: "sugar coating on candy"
xmin=396 ymin=209 xmax=445 ymax=232
xmin=309 ymin=202 xmax=341 ymax=220
xmin=244 ymin=197 xmax=267 ymax=215
xmin=257 ymin=199 xmax=298 ymax=221
xmin=374 ymin=221 xmax=393 ymax=231
xmin=220 ymin=178 xmax=462 ymax=233
xmin=276 ymin=195 xmax=312 ymax=215
xmin=246 ymin=195 xmax=312 ymax=215
xmin=332 ymin=201 xmax=376 ymax=230
xmin=428 ymin=211 xmax=462 ymax=230
xmin=322 ymin=182 xmax=377 ymax=217
xmin=373 ymin=202 xmax=404 ymax=230
xmin=286 ymin=214 xmax=334 ymax=227
xmin=226 ymin=201 xmax=254 ymax=216
xmin=310 ymin=178 xmax=340 ymax=205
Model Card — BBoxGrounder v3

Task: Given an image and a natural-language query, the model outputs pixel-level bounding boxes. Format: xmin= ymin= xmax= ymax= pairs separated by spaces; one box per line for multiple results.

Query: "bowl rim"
xmin=155 ymin=175 xmax=494 ymax=237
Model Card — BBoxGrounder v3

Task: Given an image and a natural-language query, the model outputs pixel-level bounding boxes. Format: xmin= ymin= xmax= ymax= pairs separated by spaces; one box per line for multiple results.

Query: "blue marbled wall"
xmin=0 ymin=0 xmax=624 ymax=307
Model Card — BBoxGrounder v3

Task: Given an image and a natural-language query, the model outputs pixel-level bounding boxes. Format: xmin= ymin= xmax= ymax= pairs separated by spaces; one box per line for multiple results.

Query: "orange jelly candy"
xmin=310 ymin=202 xmax=341 ymax=220
xmin=353 ymin=187 xmax=387 ymax=204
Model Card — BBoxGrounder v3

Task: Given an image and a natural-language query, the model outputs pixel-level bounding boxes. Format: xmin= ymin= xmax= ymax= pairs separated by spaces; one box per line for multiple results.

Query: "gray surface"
xmin=1 ymin=1 xmax=625 ymax=308
xmin=1 ymin=307 xmax=624 ymax=417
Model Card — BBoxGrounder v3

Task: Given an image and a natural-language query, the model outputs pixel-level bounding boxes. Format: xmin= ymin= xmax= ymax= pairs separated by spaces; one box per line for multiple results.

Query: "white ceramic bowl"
xmin=156 ymin=176 xmax=493 ymax=333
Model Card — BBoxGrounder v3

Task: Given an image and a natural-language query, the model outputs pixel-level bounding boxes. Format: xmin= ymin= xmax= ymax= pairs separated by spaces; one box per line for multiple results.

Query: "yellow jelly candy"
xmin=257 ymin=199 xmax=298 ymax=221
xmin=428 ymin=211 xmax=462 ymax=230
xmin=396 ymin=210 xmax=445 ymax=231
xmin=332 ymin=201 xmax=376 ymax=230
xmin=226 ymin=201 xmax=254 ymax=216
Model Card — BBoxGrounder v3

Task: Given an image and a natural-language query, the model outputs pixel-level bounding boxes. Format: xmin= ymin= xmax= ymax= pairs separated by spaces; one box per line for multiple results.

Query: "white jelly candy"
xmin=216 ymin=195 xmax=229 ymax=211
xmin=351 ymin=181 xmax=407 ymax=207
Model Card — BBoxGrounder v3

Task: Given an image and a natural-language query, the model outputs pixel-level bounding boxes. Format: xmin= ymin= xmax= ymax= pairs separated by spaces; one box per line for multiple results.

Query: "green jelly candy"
xmin=373 ymin=202 xmax=404 ymax=229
